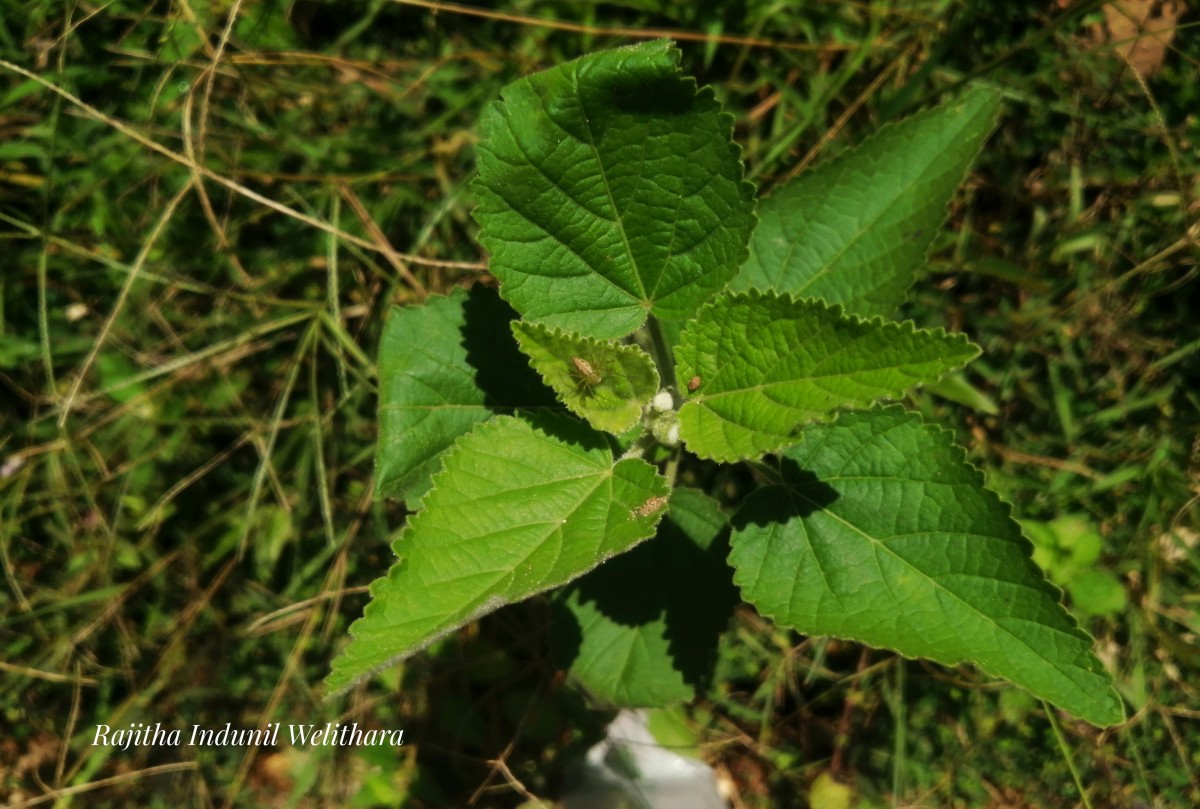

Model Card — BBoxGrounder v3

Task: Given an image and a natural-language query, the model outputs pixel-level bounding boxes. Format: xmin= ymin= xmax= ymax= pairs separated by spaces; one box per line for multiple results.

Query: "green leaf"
xmin=728 ymin=407 xmax=1124 ymax=726
xmin=1020 ymin=516 xmax=1127 ymax=618
xmin=552 ymin=488 xmax=736 ymax=706
xmin=328 ymin=415 xmax=670 ymax=694
xmin=1067 ymin=569 xmax=1127 ymax=618
xmin=474 ymin=39 xmax=756 ymax=339
xmin=674 ymin=290 xmax=979 ymax=462
xmin=511 ymin=321 xmax=659 ymax=434
xmin=810 ymin=771 xmax=857 ymax=809
xmin=644 ymin=705 xmax=704 ymax=758
xmin=0 ymin=141 xmax=48 ymax=161
xmin=97 ymin=353 xmax=149 ymax=404
xmin=376 ymin=285 xmax=555 ymax=503
xmin=0 ymin=334 xmax=42 ymax=370
xmin=923 ymin=371 xmax=999 ymax=415
xmin=732 ymin=87 xmax=1001 ymax=316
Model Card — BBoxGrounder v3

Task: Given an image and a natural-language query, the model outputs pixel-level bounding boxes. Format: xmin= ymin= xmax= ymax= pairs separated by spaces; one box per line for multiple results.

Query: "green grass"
xmin=2 ymin=1 xmax=1197 ymax=806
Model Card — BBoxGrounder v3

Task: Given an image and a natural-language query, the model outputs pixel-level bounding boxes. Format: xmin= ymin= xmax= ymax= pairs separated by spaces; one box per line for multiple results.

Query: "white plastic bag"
xmin=562 ymin=709 xmax=727 ymax=809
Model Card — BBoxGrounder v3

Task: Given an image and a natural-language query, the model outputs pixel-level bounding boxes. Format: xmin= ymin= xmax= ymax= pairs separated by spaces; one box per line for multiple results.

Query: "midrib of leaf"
xmin=571 ymin=64 xmax=649 ymax=304
xmin=698 ymin=366 xmax=949 ymax=401
xmin=785 ymin=480 xmax=1084 ymax=674
xmin=419 ymin=461 xmax=624 ymax=592
xmin=768 ymin=182 xmax=894 ymax=293
xmin=387 ymin=342 xmax=474 ymax=392
xmin=500 ymin=130 xmax=641 ymax=307
xmin=578 ymin=605 xmax=651 ymax=697
xmin=442 ymin=472 xmax=604 ymax=507
xmin=690 ymin=298 xmax=972 ymax=400
xmin=698 ymin=358 xmax=958 ymax=404
xmin=565 ymin=60 xmax=721 ymax=307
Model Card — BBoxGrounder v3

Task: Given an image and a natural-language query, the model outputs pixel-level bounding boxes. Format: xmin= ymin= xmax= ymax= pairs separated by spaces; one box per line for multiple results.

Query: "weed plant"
xmin=1 ymin=2 xmax=1197 ymax=806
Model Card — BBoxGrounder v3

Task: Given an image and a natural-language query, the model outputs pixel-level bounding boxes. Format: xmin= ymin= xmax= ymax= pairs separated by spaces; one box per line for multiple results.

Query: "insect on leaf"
xmin=513 ymin=321 xmax=660 ymax=435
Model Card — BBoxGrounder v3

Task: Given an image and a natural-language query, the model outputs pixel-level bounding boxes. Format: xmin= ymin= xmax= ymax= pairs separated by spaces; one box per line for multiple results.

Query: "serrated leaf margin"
xmin=729 ymin=405 xmax=1125 ymax=726
xmin=675 ymin=289 xmax=981 ymax=462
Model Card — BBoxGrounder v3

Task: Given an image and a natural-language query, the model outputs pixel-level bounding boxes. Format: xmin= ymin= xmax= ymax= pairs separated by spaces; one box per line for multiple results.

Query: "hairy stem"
xmin=646 ymin=315 xmax=676 ymax=390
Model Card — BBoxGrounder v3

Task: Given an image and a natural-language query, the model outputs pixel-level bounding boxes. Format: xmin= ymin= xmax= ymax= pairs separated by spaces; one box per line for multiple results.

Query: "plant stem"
xmin=663 ymin=449 xmax=680 ymax=488
xmin=619 ymin=433 xmax=654 ymax=461
xmin=1045 ymin=701 xmax=1095 ymax=809
xmin=646 ymin=315 xmax=676 ymax=390
xmin=642 ymin=316 xmax=685 ymax=485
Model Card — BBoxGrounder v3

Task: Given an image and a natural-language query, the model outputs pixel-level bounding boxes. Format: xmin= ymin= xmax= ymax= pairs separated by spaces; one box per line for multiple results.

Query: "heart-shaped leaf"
xmin=474 ymin=39 xmax=755 ymax=339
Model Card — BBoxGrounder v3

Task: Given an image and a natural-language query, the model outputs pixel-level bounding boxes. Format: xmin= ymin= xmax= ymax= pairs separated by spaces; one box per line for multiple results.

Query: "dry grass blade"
xmin=0 ymin=661 xmax=98 ymax=686
xmin=339 ymin=184 xmax=429 ymax=297
xmin=393 ymin=0 xmax=864 ymax=52
xmin=57 ymin=182 xmax=192 ymax=427
xmin=0 ymin=58 xmax=487 ymax=271
xmin=5 ymin=762 xmax=200 ymax=809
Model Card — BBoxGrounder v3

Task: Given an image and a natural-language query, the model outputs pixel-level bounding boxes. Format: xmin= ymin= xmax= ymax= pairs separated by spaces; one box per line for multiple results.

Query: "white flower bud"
xmin=650 ymin=411 xmax=680 ymax=446
xmin=652 ymin=390 xmax=674 ymax=412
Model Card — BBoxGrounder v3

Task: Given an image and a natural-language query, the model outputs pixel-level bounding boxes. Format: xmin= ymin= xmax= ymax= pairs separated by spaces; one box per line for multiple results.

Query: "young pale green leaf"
xmin=327 ymin=415 xmax=670 ymax=695
xmin=376 ymin=286 xmax=556 ymax=503
xmin=552 ymin=488 xmax=736 ymax=707
xmin=923 ymin=371 xmax=999 ymax=415
xmin=674 ymin=291 xmax=979 ymax=461
xmin=728 ymin=407 xmax=1124 ymax=727
xmin=511 ymin=321 xmax=659 ymax=435
xmin=732 ymin=87 xmax=1001 ymax=316
xmin=474 ymin=39 xmax=755 ymax=339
